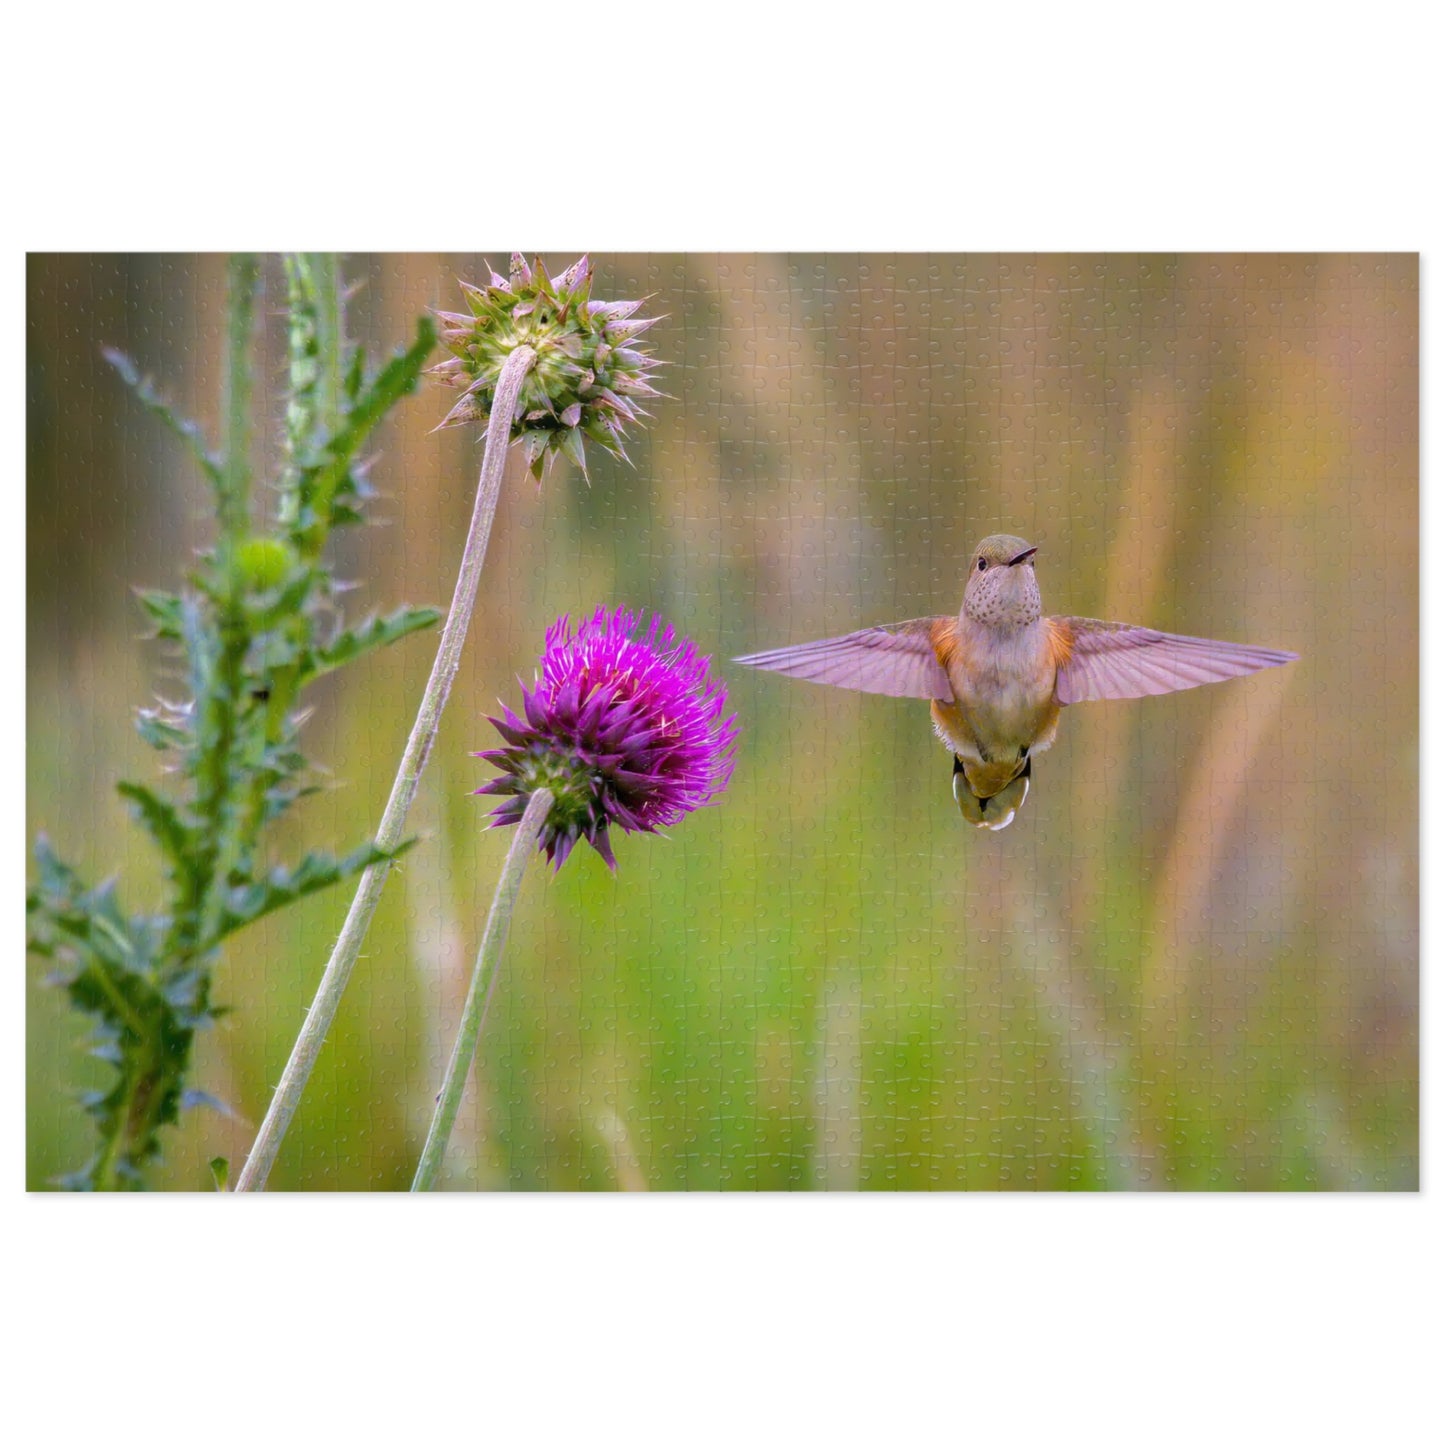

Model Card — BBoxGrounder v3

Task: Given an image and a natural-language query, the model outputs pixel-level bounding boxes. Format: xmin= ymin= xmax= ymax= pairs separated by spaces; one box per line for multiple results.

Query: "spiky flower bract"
xmin=476 ymin=607 xmax=738 ymax=870
xmin=430 ymin=254 xmax=663 ymax=481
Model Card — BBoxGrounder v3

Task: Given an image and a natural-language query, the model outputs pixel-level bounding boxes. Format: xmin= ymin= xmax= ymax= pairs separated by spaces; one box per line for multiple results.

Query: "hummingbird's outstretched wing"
xmin=734 ymin=618 xmax=954 ymax=700
xmin=1050 ymin=617 xmax=1298 ymax=704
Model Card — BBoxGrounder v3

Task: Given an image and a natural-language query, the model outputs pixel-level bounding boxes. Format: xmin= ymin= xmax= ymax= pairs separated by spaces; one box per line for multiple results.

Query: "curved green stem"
xmin=234 ymin=344 xmax=537 ymax=1192
xmin=412 ymin=787 xmax=551 ymax=1191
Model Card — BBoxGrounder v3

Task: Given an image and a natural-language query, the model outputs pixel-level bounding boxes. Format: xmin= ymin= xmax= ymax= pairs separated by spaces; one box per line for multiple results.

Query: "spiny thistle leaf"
xmin=135 ymin=706 xmax=191 ymax=753
xmin=204 ymin=837 xmax=418 ymax=949
xmin=290 ymin=315 xmax=436 ymax=554
xmin=115 ymin=782 xmax=197 ymax=887
xmin=103 ymin=347 xmax=225 ymax=492
xmin=134 ymin=587 xmax=186 ymax=641
xmin=28 ymin=838 xmax=199 ymax=1191
xmin=181 ymin=1089 xmax=237 ymax=1118
xmin=300 ymin=605 xmax=442 ymax=684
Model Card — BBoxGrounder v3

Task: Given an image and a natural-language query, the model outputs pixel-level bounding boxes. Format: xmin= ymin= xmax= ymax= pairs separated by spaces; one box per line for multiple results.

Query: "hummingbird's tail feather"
xmin=952 ymin=756 xmax=1030 ymax=832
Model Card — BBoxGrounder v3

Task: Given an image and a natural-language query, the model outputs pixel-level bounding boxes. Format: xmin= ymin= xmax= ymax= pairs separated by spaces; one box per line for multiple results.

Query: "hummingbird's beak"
xmin=1008 ymin=546 xmax=1038 ymax=566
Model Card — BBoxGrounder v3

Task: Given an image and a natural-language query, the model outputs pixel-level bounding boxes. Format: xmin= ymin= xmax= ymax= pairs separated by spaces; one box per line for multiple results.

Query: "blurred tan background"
xmin=26 ymin=253 xmax=1417 ymax=1189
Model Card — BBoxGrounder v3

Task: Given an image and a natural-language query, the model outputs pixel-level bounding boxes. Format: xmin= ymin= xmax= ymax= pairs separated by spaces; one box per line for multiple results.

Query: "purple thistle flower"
xmin=475 ymin=607 xmax=738 ymax=870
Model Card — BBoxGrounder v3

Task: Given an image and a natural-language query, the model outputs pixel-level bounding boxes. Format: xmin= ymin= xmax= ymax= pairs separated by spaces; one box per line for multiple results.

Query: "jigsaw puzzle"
xmin=25 ymin=253 xmax=1418 ymax=1190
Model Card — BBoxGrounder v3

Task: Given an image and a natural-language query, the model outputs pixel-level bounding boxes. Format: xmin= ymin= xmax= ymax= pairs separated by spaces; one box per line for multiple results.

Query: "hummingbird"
xmin=734 ymin=534 xmax=1299 ymax=831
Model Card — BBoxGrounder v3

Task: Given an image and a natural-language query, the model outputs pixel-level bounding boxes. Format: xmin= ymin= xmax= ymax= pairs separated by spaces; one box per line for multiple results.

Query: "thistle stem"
xmin=411 ymin=787 xmax=551 ymax=1191
xmin=219 ymin=255 xmax=259 ymax=556
xmin=234 ymin=344 xmax=537 ymax=1192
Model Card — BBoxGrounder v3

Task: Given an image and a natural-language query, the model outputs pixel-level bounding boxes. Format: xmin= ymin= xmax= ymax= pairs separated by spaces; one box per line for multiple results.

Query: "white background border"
xmin=8 ymin=3 xmax=1433 ymax=1439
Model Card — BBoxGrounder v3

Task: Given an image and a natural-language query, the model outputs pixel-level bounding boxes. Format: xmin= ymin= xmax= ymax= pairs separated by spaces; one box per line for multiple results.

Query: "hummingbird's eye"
xmin=977 ymin=557 xmax=988 ymax=572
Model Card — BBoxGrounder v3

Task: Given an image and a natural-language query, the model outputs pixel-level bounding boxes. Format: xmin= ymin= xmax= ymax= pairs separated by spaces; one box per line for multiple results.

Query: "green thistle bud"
xmin=429 ymin=253 xmax=664 ymax=482
xmin=236 ymin=536 xmax=298 ymax=593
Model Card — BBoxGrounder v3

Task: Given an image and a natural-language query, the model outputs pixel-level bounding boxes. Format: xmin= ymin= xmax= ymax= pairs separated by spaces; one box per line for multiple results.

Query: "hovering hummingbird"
xmin=735 ymin=534 xmax=1299 ymax=831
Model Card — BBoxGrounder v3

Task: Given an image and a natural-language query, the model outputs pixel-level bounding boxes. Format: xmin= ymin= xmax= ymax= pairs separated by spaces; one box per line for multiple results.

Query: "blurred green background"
xmin=26 ymin=253 xmax=1417 ymax=1190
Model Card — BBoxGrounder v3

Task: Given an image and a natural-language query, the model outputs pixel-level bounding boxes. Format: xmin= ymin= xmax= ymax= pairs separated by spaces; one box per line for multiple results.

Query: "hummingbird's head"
xmin=962 ymin=535 xmax=1041 ymax=627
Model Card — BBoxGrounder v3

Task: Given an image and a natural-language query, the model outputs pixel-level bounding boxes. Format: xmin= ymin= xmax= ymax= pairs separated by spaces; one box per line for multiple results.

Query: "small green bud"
xmin=236 ymin=537 xmax=297 ymax=592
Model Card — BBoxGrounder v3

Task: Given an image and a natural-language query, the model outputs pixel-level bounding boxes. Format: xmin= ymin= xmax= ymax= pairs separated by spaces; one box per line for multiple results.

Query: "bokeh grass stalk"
xmin=234 ymin=344 xmax=537 ymax=1192
xmin=412 ymin=787 xmax=552 ymax=1191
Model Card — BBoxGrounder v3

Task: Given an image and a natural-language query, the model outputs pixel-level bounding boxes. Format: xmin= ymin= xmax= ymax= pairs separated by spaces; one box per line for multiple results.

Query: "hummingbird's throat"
xmin=964 ymin=584 xmax=1042 ymax=628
